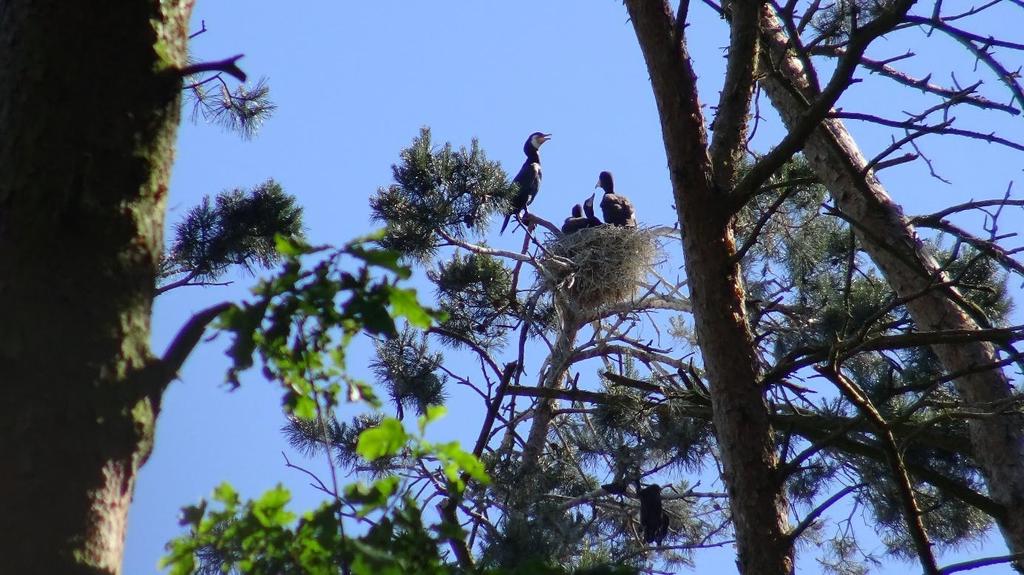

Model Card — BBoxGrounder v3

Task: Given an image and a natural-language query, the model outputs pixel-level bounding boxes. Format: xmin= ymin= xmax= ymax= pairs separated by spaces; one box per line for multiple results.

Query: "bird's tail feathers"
xmin=499 ymin=212 xmax=513 ymax=235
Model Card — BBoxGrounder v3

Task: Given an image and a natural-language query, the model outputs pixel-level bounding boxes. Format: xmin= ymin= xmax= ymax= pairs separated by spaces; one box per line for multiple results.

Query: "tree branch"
xmin=160 ymin=302 xmax=235 ymax=384
xmin=708 ymin=0 xmax=762 ymax=190
xmin=735 ymin=1 xmax=916 ymax=199
xmin=816 ymin=364 xmax=940 ymax=575
xmin=178 ymin=54 xmax=247 ymax=82
xmin=832 ymin=111 xmax=1024 ymax=153
xmin=786 ymin=483 xmax=863 ymax=544
xmin=939 ymin=552 xmax=1024 ymax=574
xmin=813 ymin=47 xmax=1021 ymax=116
xmin=912 ymin=217 xmax=1024 ymax=278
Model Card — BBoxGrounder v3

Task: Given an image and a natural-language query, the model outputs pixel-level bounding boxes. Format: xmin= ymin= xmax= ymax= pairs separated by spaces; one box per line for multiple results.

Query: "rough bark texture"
xmin=758 ymin=6 xmax=1024 ymax=560
xmin=625 ymin=2 xmax=793 ymax=573
xmin=0 ymin=2 xmax=193 ymax=573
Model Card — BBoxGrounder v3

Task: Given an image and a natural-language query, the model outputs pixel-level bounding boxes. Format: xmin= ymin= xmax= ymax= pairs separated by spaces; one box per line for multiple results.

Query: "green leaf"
xmin=213 ymin=482 xmax=239 ymax=507
xmin=387 ymin=287 xmax=433 ymax=328
xmin=288 ymin=393 xmax=318 ymax=420
xmin=356 ymin=418 xmax=408 ymax=461
xmin=437 ymin=441 xmax=490 ymax=485
xmin=418 ymin=404 xmax=447 ymax=435
xmin=253 ymin=485 xmax=295 ymax=527
xmin=275 ymin=233 xmax=311 ymax=256
xmin=349 ymin=245 xmax=410 ymax=278
xmin=345 ymin=476 xmax=400 ymax=515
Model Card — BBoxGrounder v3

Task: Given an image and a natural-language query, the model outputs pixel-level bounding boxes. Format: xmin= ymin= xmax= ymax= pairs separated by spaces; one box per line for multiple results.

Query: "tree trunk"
xmin=758 ymin=6 xmax=1024 ymax=561
xmin=0 ymin=2 xmax=192 ymax=573
xmin=625 ymin=2 xmax=793 ymax=573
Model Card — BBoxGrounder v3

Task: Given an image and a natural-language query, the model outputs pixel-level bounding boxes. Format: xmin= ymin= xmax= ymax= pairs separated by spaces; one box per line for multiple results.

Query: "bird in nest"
xmin=596 ymin=171 xmax=636 ymax=227
xmin=500 ymin=132 xmax=552 ymax=234
xmin=561 ymin=203 xmax=589 ymax=234
xmin=583 ymin=193 xmax=603 ymax=228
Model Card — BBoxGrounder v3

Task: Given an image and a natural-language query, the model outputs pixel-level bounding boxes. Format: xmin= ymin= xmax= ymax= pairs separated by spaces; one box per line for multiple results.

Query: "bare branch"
xmin=903 ymin=14 xmax=1024 ymax=108
xmin=832 ymin=111 xmax=1024 ymax=153
xmin=814 ymin=47 xmax=1021 ymax=116
xmin=735 ymin=0 xmax=916 ymax=199
xmin=160 ymin=302 xmax=234 ymax=382
xmin=912 ymin=217 xmax=1024 ymax=278
xmin=940 ymin=552 xmax=1024 ymax=574
xmin=178 ymin=54 xmax=247 ymax=82
xmin=786 ymin=483 xmax=863 ymax=544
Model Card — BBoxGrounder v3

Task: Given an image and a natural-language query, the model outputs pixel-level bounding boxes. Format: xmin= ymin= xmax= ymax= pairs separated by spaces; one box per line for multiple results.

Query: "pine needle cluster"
xmin=161 ymin=179 xmax=303 ymax=286
xmin=370 ymin=127 xmax=513 ymax=261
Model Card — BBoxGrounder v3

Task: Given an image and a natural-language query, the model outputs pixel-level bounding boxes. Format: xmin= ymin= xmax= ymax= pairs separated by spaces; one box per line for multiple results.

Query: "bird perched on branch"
xmin=596 ymin=171 xmax=636 ymax=227
xmin=561 ymin=203 xmax=589 ymax=234
xmin=500 ymin=132 xmax=552 ymax=234
xmin=636 ymin=481 xmax=669 ymax=545
xmin=582 ymin=193 xmax=603 ymax=228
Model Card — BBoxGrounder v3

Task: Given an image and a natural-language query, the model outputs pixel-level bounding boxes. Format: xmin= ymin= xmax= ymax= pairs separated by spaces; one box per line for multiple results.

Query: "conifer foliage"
xmin=162 ymin=3 xmax=1024 ymax=574
xmin=159 ymin=180 xmax=303 ymax=293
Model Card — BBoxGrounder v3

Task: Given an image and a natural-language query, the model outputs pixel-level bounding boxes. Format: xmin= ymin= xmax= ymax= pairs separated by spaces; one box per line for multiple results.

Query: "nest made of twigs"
xmin=539 ymin=225 xmax=658 ymax=311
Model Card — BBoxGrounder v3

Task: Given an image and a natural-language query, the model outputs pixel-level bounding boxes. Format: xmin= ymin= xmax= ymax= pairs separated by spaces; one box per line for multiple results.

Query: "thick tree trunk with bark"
xmin=625 ymin=2 xmax=793 ymax=573
xmin=0 ymin=2 xmax=193 ymax=573
xmin=758 ymin=7 xmax=1024 ymax=561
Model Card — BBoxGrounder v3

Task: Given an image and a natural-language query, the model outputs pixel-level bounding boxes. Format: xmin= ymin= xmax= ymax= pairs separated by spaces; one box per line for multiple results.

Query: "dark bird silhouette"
xmin=596 ymin=171 xmax=636 ymax=227
xmin=561 ymin=204 xmax=589 ymax=234
xmin=636 ymin=482 xmax=669 ymax=545
xmin=601 ymin=480 xmax=628 ymax=495
xmin=582 ymin=193 xmax=603 ymax=228
xmin=500 ymin=132 xmax=551 ymax=234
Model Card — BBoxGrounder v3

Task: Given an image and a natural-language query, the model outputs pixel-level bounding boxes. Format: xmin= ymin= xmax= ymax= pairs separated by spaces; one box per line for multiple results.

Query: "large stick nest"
xmin=539 ymin=225 xmax=659 ymax=311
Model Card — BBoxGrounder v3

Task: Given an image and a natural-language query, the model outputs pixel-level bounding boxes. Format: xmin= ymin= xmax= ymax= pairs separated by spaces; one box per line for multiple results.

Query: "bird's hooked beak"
xmin=538 ymin=133 xmax=552 ymax=145
xmin=594 ymin=179 xmax=601 ymax=189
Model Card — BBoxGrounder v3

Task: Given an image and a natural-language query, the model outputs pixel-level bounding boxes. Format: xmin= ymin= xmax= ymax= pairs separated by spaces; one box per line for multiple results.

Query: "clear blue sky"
xmin=125 ymin=2 xmax=1023 ymax=573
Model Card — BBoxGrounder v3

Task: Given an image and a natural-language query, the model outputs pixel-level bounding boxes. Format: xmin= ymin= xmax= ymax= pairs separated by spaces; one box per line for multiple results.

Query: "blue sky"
xmin=125 ymin=2 xmax=1023 ymax=573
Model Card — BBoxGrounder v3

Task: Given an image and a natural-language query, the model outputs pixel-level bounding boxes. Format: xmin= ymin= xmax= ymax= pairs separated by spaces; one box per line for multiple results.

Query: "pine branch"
xmin=281 ymin=451 xmax=334 ymax=497
xmin=816 ymin=364 xmax=940 ymax=575
xmin=179 ymin=54 xmax=247 ymax=82
xmin=436 ymin=229 xmax=535 ymax=264
xmin=780 ymin=412 xmax=1004 ymax=519
xmin=786 ymin=483 xmax=864 ymax=544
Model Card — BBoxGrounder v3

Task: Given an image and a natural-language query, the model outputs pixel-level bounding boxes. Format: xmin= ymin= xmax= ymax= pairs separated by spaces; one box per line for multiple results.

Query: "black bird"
xmin=636 ymin=482 xmax=670 ymax=545
xmin=561 ymin=204 xmax=589 ymax=234
xmin=582 ymin=193 xmax=603 ymax=228
xmin=500 ymin=132 xmax=552 ymax=234
xmin=596 ymin=171 xmax=636 ymax=227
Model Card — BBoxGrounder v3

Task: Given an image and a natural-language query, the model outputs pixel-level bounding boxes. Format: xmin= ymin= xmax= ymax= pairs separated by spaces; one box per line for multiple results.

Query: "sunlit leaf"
xmin=356 ymin=418 xmax=408 ymax=461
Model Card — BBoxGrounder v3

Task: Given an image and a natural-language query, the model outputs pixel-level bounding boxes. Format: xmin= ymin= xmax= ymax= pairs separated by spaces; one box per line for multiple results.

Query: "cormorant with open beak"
xmin=500 ymin=132 xmax=552 ymax=234
xmin=583 ymin=193 xmax=603 ymax=228
xmin=596 ymin=171 xmax=636 ymax=227
xmin=561 ymin=203 xmax=589 ymax=234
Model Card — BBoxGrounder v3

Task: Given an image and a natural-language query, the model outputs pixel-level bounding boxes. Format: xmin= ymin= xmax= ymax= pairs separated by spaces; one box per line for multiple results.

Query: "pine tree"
xmin=271 ymin=122 xmax=1021 ymax=575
